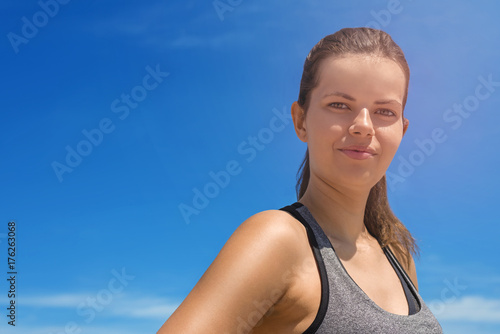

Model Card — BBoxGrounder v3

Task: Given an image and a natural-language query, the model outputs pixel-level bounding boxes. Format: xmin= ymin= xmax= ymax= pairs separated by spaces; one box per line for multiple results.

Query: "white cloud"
xmin=17 ymin=293 xmax=89 ymax=307
xmin=111 ymin=296 xmax=179 ymax=319
xmin=0 ymin=293 xmax=179 ymax=334
xmin=429 ymin=295 xmax=500 ymax=323
xmin=7 ymin=325 xmax=154 ymax=334
xmin=0 ymin=293 xmax=179 ymax=320
xmin=81 ymin=1 xmax=285 ymax=50
xmin=167 ymin=31 xmax=253 ymax=49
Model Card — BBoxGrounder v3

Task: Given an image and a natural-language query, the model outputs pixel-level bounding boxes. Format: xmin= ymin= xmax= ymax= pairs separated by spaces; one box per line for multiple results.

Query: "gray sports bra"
xmin=280 ymin=202 xmax=443 ymax=334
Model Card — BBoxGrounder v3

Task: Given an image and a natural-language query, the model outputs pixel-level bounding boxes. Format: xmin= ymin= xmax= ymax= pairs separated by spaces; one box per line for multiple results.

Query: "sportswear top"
xmin=279 ymin=202 xmax=443 ymax=334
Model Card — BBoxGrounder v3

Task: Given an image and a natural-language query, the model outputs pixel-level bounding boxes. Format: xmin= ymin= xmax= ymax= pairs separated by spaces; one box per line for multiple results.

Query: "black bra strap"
xmin=384 ymin=247 xmax=421 ymax=314
xmin=279 ymin=203 xmax=329 ymax=334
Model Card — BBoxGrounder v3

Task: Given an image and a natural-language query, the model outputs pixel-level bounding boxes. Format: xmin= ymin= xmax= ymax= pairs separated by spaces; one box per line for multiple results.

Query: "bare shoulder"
xmin=214 ymin=209 xmax=310 ymax=274
xmin=157 ymin=208 xmax=308 ymax=334
xmin=235 ymin=209 xmax=307 ymax=246
xmin=221 ymin=209 xmax=311 ymax=271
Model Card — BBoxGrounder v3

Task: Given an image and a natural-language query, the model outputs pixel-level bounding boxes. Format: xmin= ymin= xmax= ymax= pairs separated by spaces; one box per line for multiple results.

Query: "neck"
xmin=298 ymin=174 xmax=373 ymax=246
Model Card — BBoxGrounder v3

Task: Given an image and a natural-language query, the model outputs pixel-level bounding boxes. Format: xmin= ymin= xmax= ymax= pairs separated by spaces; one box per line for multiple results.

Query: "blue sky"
xmin=1 ymin=0 xmax=500 ymax=333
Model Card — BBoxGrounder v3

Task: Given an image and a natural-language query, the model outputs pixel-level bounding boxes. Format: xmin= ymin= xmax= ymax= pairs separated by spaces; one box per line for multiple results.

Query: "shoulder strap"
xmin=384 ymin=247 xmax=418 ymax=292
xmin=279 ymin=202 xmax=329 ymax=334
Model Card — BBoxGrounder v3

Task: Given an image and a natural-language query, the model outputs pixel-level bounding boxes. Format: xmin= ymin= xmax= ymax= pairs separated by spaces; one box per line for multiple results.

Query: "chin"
xmin=329 ymin=173 xmax=379 ymax=191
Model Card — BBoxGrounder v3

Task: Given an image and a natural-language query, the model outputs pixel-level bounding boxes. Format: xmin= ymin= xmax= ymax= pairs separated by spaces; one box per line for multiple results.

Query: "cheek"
xmin=377 ymin=126 xmax=404 ymax=157
xmin=306 ymin=110 xmax=346 ymax=143
xmin=308 ymin=121 xmax=344 ymax=151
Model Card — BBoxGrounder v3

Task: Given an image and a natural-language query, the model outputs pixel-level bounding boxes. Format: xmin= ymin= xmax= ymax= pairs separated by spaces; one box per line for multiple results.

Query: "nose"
xmin=349 ymin=108 xmax=374 ymax=137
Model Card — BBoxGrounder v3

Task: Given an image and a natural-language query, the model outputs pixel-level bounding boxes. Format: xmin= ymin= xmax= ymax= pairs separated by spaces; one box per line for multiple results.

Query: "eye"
xmin=375 ymin=109 xmax=396 ymax=117
xmin=329 ymin=102 xmax=349 ymax=109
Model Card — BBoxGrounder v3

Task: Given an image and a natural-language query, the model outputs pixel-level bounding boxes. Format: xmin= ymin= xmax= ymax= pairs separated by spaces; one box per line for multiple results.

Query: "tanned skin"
xmin=158 ymin=55 xmax=417 ymax=334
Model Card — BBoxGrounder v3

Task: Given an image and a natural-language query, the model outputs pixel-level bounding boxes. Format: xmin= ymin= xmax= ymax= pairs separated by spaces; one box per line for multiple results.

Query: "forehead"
xmin=314 ymin=55 xmax=406 ymax=102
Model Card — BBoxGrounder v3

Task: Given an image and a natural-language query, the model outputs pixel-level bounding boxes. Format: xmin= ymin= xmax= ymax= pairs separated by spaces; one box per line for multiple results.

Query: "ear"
xmin=291 ymin=101 xmax=307 ymax=142
xmin=402 ymin=117 xmax=409 ymax=136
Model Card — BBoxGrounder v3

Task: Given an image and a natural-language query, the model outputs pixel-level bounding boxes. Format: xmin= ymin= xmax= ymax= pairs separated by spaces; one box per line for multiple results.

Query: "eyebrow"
xmin=322 ymin=91 xmax=356 ymax=101
xmin=322 ymin=91 xmax=402 ymax=106
xmin=374 ymin=99 xmax=402 ymax=106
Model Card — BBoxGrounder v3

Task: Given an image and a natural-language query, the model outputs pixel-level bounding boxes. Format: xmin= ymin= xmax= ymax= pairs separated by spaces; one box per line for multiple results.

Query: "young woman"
xmin=158 ymin=27 xmax=443 ymax=333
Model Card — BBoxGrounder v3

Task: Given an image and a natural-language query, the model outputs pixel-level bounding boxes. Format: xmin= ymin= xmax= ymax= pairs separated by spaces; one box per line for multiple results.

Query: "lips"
xmin=338 ymin=145 xmax=376 ymax=160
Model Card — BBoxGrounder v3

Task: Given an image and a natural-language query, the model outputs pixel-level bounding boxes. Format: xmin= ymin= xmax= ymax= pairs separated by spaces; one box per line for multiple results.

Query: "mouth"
xmin=338 ymin=146 xmax=376 ymax=160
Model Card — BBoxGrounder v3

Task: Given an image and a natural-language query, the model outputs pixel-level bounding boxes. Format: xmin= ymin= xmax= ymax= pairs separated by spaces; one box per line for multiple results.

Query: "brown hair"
xmin=295 ymin=27 xmax=417 ymax=268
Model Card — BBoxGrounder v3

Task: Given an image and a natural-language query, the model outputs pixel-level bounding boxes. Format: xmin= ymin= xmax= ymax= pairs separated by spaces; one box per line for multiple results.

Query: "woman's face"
xmin=295 ymin=54 xmax=408 ymax=191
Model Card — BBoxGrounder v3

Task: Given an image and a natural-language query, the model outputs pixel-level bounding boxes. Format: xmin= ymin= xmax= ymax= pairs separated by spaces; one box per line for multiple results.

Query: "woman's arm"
xmin=157 ymin=210 xmax=302 ymax=334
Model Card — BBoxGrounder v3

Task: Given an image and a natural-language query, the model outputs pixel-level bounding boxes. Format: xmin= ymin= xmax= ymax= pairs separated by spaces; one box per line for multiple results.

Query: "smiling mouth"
xmin=338 ymin=147 xmax=376 ymax=160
